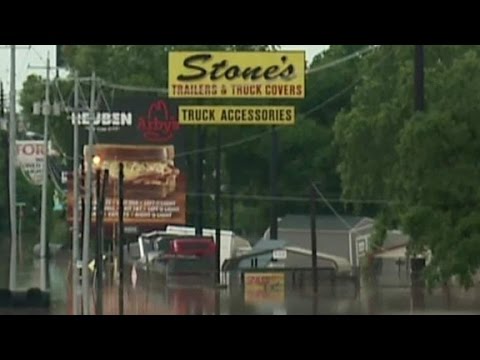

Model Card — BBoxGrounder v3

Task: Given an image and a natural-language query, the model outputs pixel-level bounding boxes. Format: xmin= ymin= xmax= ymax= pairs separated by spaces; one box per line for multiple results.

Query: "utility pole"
xmin=412 ymin=45 xmax=426 ymax=292
xmin=0 ymin=81 xmax=5 ymax=132
xmin=82 ymin=72 xmax=96 ymax=315
xmin=39 ymin=54 xmax=51 ymax=292
xmin=229 ymin=180 xmax=235 ymax=232
xmin=72 ymin=71 xmax=80 ymax=315
xmin=9 ymin=45 xmax=17 ymax=291
xmin=414 ymin=45 xmax=425 ymax=112
xmin=29 ymin=54 xmax=66 ymax=293
xmin=0 ymin=81 xmax=4 ymax=119
xmin=310 ymin=183 xmax=318 ymax=294
xmin=215 ymin=129 xmax=222 ymax=285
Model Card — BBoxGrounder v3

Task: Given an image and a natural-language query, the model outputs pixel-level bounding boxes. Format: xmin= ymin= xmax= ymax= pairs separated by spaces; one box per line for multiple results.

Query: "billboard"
xmin=70 ymin=95 xmax=184 ymax=149
xmin=178 ymin=106 xmax=295 ymax=126
xmin=78 ymin=144 xmax=186 ymax=226
xmin=169 ymin=51 xmax=306 ymax=99
xmin=16 ymin=140 xmax=51 ymax=186
xmin=66 ymin=96 xmax=187 ymax=229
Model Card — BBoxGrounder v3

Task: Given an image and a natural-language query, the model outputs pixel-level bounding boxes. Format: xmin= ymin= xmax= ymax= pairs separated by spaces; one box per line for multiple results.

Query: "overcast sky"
xmin=0 ymin=45 xmax=329 ymax=102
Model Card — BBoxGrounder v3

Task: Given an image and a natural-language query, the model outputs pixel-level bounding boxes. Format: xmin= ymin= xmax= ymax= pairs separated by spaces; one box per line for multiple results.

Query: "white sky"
xmin=0 ymin=45 xmax=329 ymax=105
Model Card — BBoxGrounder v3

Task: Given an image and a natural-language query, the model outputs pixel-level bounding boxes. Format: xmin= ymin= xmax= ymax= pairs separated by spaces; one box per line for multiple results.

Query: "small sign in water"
xmin=125 ymin=226 xmax=138 ymax=235
xmin=273 ymin=308 xmax=287 ymax=315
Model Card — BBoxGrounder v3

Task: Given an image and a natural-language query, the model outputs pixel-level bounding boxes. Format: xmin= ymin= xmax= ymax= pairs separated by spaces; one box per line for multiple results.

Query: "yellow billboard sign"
xmin=169 ymin=51 xmax=306 ymax=99
xmin=179 ymin=106 xmax=295 ymax=126
xmin=244 ymin=273 xmax=285 ymax=305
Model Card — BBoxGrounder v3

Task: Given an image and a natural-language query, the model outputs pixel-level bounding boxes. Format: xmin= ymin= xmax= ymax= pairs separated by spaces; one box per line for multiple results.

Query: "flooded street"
xmin=4 ymin=44 xmax=480 ymax=317
xmin=2 ymin=252 xmax=480 ymax=315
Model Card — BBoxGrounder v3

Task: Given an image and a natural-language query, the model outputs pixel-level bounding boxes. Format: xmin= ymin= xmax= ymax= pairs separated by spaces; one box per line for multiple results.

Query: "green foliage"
xmin=335 ymin=45 xmax=480 ymax=287
xmin=17 ymin=169 xmax=42 ymax=237
xmin=19 ymin=45 xmax=370 ymax=242
xmin=50 ymin=211 xmax=69 ymax=246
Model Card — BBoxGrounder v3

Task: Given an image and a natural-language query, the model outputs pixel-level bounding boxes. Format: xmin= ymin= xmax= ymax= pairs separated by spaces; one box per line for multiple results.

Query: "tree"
xmin=19 ymin=45 xmax=370 ymax=239
xmin=334 ymin=45 xmax=480 ymax=287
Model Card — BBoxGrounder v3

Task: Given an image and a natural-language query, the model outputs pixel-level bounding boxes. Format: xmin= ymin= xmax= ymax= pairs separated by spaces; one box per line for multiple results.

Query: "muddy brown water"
xmin=1 ymin=252 xmax=480 ymax=315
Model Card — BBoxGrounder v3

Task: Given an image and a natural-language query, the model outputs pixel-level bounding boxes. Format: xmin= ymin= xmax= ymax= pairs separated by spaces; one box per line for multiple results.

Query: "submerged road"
xmin=1 ymin=251 xmax=480 ymax=315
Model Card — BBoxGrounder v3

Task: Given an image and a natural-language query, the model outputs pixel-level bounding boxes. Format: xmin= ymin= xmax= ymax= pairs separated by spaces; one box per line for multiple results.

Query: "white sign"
xmin=355 ymin=236 xmax=370 ymax=267
xmin=70 ymin=112 xmax=133 ymax=128
xmin=0 ymin=118 xmax=7 ymax=131
xmin=273 ymin=249 xmax=287 ymax=260
xmin=131 ymin=265 xmax=138 ymax=289
xmin=61 ymin=171 xmax=68 ymax=184
xmin=273 ymin=308 xmax=287 ymax=315
xmin=16 ymin=140 xmax=47 ymax=186
xmin=357 ymin=239 xmax=367 ymax=257
xmin=125 ymin=226 xmax=139 ymax=235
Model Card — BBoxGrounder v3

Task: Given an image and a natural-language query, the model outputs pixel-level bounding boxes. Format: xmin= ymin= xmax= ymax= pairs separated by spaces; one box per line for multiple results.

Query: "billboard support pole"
xmin=95 ymin=169 xmax=102 ymax=315
xmin=270 ymin=126 xmax=279 ymax=240
xmin=195 ymin=127 xmax=204 ymax=236
xmin=99 ymin=169 xmax=109 ymax=312
xmin=215 ymin=128 xmax=222 ymax=285
xmin=118 ymin=163 xmax=125 ymax=315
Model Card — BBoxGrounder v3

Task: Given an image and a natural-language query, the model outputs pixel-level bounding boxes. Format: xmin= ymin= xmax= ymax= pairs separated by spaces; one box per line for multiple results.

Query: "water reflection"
xmin=3 ymin=255 xmax=480 ymax=315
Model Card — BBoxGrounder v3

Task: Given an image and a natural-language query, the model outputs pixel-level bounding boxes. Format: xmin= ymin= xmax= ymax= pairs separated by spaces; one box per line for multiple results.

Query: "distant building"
xmin=370 ymin=231 xmax=417 ymax=287
xmin=263 ymin=214 xmax=375 ymax=268
xmin=223 ymin=238 xmax=352 ymax=275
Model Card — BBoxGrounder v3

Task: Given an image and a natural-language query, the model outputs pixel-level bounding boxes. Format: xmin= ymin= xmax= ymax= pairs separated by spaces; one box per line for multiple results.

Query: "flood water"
xmin=2 ymin=252 xmax=480 ymax=315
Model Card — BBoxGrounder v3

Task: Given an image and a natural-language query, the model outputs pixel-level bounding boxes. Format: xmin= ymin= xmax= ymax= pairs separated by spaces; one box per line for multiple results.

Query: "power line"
xmin=28 ymin=47 xmax=382 ymax=164
xmin=21 ymin=46 xmax=32 ymax=75
xmin=306 ymin=46 xmax=377 ymax=75
xmin=186 ymin=191 xmax=397 ymax=205
xmin=173 ymin=51 xmax=384 ymax=160
xmin=99 ymin=79 xmax=168 ymax=94
xmin=312 ymin=183 xmax=353 ymax=230
xmin=31 ymin=46 xmax=45 ymax=62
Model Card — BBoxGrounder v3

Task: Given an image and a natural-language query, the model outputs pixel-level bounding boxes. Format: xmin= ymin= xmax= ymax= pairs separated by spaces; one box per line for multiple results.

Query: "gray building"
xmin=223 ymin=238 xmax=351 ymax=275
xmin=263 ymin=214 xmax=375 ymax=267
xmin=371 ymin=231 xmax=413 ymax=287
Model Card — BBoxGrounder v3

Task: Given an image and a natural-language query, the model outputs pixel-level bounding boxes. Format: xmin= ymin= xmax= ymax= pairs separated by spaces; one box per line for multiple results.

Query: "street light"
xmin=92 ymin=155 xmax=101 ymax=168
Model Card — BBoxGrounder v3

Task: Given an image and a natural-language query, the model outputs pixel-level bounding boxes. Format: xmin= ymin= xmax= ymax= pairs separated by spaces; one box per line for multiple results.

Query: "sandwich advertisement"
xmin=66 ymin=96 xmax=187 ymax=228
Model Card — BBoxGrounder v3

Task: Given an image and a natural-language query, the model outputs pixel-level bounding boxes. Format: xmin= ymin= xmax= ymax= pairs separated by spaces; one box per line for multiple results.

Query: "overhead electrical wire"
xmin=97 ymin=45 xmax=378 ymax=94
xmin=34 ymin=47 xmax=380 ymax=164
xmin=30 ymin=46 xmax=382 ymax=167
xmin=24 ymin=47 xmax=391 ymax=212
xmin=172 ymin=51 xmax=386 ymax=161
